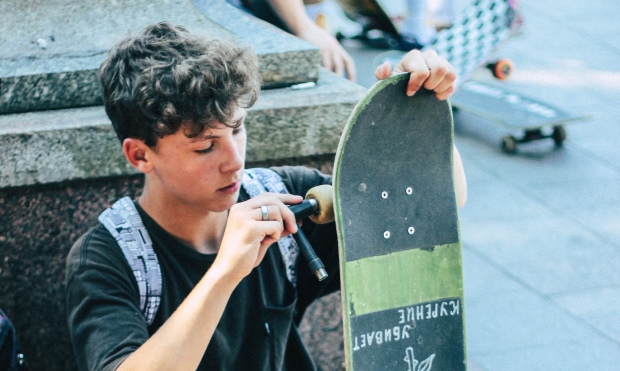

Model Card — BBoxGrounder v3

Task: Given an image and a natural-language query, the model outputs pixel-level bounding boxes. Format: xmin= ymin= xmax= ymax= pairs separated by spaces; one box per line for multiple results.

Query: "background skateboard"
xmin=451 ymin=81 xmax=590 ymax=153
xmin=334 ymin=73 xmax=466 ymax=370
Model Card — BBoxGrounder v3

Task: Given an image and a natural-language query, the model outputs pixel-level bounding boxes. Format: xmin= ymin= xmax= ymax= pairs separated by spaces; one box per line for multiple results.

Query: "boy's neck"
xmin=138 ymin=186 xmax=229 ymax=255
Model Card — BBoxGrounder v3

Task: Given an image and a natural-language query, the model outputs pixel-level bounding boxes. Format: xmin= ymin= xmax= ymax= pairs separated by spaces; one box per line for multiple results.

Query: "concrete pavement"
xmin=341 ymin=0 xmax=620 ymax=369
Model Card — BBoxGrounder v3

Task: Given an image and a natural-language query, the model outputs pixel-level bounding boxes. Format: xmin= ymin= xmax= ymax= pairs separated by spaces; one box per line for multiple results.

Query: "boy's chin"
xmin=215 ymin=191 xmax=240 ymax=212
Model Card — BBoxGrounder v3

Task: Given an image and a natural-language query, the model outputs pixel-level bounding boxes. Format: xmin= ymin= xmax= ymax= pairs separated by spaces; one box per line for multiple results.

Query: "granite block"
xmin=0 ymin=0 xmax=320 ymax=113
xmin=0 ymin=68 xmax=365 ymax=188
xmin=0 ymin=175 xmax=145 ymax=371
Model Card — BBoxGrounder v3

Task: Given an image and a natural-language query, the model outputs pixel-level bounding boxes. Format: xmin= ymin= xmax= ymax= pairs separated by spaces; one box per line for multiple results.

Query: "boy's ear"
xmin=123 ymin=138 xmax=154 ymax=173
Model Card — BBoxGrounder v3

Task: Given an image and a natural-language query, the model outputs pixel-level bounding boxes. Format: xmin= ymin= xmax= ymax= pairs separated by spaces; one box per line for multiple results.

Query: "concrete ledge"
xmin=0 ymin=68 xmax=364 ymax=189
xmin=0 ymin=0 xmax=320 ymax=114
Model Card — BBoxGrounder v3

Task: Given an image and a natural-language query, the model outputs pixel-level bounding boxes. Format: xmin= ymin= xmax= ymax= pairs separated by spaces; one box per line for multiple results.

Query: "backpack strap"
xmin=242 ymin=168 xmax=300 ymax=287
xmin=98 ymin=197 xmax=162 ymax=325
xmin=97 ymin=169 xmax=297 ymax=325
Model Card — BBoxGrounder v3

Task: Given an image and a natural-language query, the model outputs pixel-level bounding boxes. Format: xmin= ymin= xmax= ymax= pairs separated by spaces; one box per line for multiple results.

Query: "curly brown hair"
xmin=99 ymin=22 xmax=261 ymax=147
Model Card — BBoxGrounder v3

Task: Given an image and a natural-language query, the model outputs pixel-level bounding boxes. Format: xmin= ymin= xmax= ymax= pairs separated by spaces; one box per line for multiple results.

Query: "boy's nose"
xmin=220 ymin=138 xmax=244 ymax=173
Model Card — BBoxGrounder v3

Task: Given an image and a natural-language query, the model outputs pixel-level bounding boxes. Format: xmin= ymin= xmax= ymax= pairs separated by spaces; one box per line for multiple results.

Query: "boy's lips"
xmin=218 ymin=180 xmax=241 ymax=194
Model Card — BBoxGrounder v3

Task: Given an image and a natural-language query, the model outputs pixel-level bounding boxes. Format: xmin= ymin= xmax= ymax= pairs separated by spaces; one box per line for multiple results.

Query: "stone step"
xmin=0 ymin=68 xmax=365 ymax=189
xmin=0 ymin=0 xmax=320 ymax=115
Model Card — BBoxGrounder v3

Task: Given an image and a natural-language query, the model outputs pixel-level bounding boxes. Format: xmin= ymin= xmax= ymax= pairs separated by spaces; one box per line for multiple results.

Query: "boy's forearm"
xmin=453 ymin=145 xmax=467 ymax=208
xmin=116 ymin=266 xmax=239 ymax=371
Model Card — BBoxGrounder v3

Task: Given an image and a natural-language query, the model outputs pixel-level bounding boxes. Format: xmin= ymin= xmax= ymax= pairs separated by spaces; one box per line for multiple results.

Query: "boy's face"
xmin=147 ymin=107 xmax=247 ymax=213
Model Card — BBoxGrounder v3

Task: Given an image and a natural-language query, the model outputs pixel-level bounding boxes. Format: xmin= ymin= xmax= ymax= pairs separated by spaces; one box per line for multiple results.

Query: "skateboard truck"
xmin=288 ymin=185 xmax=334 ymax=281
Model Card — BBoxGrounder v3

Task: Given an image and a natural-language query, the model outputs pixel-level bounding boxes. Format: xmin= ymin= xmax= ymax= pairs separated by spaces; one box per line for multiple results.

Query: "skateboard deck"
xmin=451 ymin=81 xmax=590 ymax=152
xmin=372 ymin=0 xmax=517 ymax=88
xmin=334 ymin=73 xmax=466 ymax=370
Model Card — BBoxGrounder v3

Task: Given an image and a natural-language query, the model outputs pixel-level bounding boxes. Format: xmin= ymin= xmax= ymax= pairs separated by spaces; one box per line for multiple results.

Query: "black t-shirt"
xmin=65 ymin=167 xmax=339 ymax=371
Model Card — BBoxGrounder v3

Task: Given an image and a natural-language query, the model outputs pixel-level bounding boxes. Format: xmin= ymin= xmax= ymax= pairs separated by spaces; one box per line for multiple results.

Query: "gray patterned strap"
xmin=242 ymin=168 xmax=299 ymax=286
xmin=98 ymin=197 xmax=162 ymax=325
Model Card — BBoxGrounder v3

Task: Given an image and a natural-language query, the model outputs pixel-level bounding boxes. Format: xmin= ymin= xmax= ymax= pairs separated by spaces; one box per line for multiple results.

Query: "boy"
xmin=66 ymin=22 xmax=465 ymax=371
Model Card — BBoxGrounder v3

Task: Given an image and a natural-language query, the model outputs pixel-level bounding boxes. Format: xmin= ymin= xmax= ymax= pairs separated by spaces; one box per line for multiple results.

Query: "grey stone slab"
xmin=552 ymin=286 xmax=620 ymax=344
xmin=467 ymin=360 xmax=488 ymax=371
xmin=523 ymin=0 xmax=620 ymax=22
xmin=0 ymin=68 xmax=364 ymax=188
xmin=462 ymin=214 xmax=620 ymax=295
xmin=0 ymin=0 xmax=320 ymax=114
xmin=490 ymin=2 xmax=620 ymax=93
xmin=566 ymin=18 xmax=620 ymax=51
xmin=522 ymin=0 xmax=620 ymax=52
xmin=474 ymin=340 xmax=620 ymax=371
xmin=465 ymin=280 xmax=608 ymax=355
xmin=567 ymin=109 xmax=620 ymax=141
xmin=564 ymin=202 xmax=620 ymax=247
xmin=523 ymin=174 xmax=620 ymax=210
xmin=462 ymin=247 xmax=521 ymax=300
xmin=469 ymin=143 xmax=618 ymax=186
xmin=458 ymin=168 xmax=551 ymax=224
xmin=463 ymin=247 xmax=620 ymax=371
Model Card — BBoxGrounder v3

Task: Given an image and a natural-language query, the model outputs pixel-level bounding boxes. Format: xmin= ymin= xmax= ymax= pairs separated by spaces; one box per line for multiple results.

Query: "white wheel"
xmin=501 ymin=135 xmax=517 ymax=153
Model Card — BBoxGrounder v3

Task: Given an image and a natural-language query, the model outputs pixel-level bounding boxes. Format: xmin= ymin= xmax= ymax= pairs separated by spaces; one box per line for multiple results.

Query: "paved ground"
xmin=339 ymin=0 xmax=620 ymax=369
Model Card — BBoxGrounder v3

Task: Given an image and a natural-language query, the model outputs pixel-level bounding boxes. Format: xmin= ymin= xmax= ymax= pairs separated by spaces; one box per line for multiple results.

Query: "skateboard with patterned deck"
xmin=334 ymin=73 xmax=466 ymax=370
xmin=371 ymin=0 xmax=518 ymax=88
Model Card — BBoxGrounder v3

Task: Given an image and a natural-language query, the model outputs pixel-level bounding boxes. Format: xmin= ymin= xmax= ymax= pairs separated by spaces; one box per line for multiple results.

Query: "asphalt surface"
xmin=339 ymin=0 xmax=620 ymax=369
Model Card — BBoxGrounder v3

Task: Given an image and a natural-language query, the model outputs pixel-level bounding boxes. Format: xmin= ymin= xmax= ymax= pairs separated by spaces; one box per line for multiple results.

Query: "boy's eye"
xmin=195 ymin=146 xmax=213 ymax=154
xmin=233 ymin=126 xmax=244 ymax=135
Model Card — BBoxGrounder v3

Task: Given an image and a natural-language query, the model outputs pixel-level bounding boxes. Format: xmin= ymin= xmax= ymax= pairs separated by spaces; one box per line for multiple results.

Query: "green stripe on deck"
xmin=343 ymin=242 xmax=464 ymax=317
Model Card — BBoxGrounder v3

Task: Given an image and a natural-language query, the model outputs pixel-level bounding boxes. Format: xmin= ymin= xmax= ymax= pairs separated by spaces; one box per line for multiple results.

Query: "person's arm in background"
xmin=266 ymin=0 xmax=357 ymax=81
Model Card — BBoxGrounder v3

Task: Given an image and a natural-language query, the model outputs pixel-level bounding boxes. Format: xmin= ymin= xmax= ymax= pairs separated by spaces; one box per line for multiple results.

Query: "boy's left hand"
xmin=375 ymin=49 xmax=457 ymax=101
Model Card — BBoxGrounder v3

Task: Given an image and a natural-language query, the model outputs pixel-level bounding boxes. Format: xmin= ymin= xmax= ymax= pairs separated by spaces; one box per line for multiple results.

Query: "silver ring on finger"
xmin=260 ymin=205 xmax=269 ymax=221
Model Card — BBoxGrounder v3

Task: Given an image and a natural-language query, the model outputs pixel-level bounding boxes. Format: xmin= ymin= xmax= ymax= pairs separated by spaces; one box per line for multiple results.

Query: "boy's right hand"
xmin=375 ymin=49 xmax=456 ymax=100
xmin=213 ymin=193 xmax=302 ymax=283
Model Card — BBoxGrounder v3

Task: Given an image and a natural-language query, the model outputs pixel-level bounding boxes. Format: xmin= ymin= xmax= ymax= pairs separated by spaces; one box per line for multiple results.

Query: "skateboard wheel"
xmin=501 ymin=135 xmax=518 ymax=153
xmin=552 ymin=125 xmax=567 ymax=146
xmin=406 ymin=187 xmax=413 ymax=195
xmin=305 ymin=185 xmax=334 ymax=224
xmin=408 ymin=227 xmax=415 ymax=234
xmin=384 ymin=231 xmax=390 ymax=239
xmin=489 ymin=58 xmax=514 ymax=80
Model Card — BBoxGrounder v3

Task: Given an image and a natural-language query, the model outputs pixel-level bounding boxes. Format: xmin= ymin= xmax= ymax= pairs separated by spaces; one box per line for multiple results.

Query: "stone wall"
xmin=0 ymin=155 xmax=344 ymax=371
